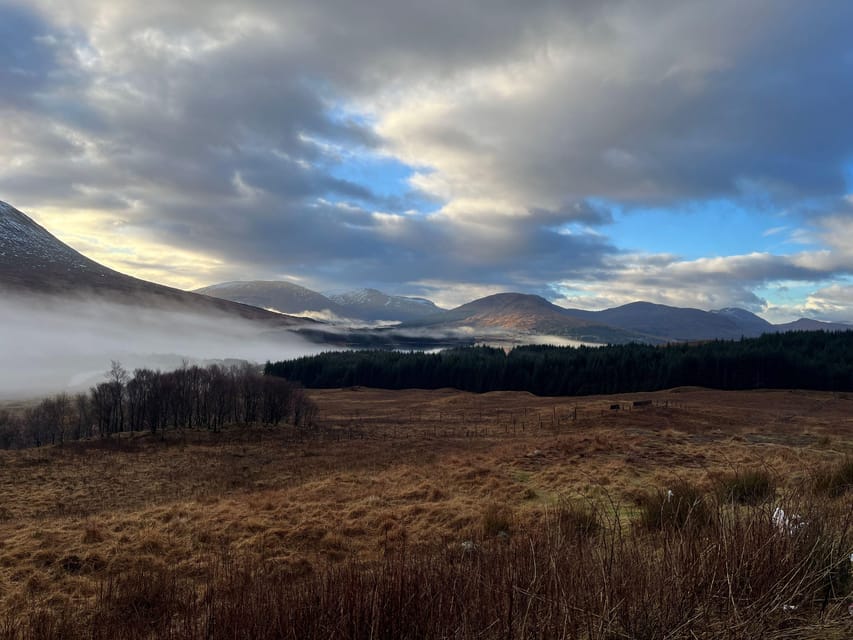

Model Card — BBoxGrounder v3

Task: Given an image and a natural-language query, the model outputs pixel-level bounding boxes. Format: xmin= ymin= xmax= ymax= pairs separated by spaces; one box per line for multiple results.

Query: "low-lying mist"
xmin=0 ymin=292 xmax=328 ymax=400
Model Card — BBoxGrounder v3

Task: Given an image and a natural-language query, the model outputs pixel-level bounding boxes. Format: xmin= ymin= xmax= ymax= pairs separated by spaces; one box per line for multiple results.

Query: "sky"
xmin=2 ymin=0 xmax=853 ymax=322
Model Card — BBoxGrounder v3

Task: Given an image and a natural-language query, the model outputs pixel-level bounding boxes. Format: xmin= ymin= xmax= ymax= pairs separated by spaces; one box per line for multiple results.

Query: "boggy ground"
xmin=0 ymin=386 xmax=850 ymax=637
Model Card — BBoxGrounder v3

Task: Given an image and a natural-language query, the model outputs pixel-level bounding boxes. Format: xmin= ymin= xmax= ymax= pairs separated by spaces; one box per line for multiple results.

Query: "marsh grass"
xmin=550 ymin=496 xmax=601 ymax=540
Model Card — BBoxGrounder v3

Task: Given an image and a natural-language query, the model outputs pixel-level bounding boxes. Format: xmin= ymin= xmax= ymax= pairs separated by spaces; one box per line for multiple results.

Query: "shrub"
xmin=1 ymin=490 xmax=850 ymax=639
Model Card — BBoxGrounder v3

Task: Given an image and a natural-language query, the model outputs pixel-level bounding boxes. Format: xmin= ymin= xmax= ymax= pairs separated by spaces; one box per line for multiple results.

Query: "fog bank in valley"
xmin=0 ymin=292 xmax=326 ymax=400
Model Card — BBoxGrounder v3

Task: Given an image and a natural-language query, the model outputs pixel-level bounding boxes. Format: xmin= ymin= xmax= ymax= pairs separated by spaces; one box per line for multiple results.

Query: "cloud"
xmin=0 ymin=290 xmax=326 ymax=398
xmin=802 ymin=284 xmax=853 ymax=322
xmin=553 ymin=248 xmax=849 ymax=314
xmin=2 ymin=1 xmax=853 ymax=319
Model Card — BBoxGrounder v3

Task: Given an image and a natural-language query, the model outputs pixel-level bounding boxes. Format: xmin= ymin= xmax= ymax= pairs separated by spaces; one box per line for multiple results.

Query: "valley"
xmin=0 ymin=387 xmax=849 ymax=638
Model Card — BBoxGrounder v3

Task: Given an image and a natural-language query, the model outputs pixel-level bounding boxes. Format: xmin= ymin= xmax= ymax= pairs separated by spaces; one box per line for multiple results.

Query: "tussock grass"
xmin=550 ymin=497 xmax=601 ymax=540
xmin=635 ymin=479 xmax=712 ymax=531
xmin=720 ymin=467 xmax=776 ymax=505
xmin=812 ymin=457 xmax=853 ymax=497
xmin=481 ymin=503 xmax=513 ymax=537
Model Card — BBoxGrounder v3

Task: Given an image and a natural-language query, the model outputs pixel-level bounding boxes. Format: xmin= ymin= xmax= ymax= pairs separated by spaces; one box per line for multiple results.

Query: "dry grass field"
xmin=0 ymin=386 xmax=850 ymax=638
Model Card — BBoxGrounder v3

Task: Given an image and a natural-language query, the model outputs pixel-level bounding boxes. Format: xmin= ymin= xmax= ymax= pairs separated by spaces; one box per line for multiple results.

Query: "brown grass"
xmin=0 ymin=386 xmax=850 ymax=637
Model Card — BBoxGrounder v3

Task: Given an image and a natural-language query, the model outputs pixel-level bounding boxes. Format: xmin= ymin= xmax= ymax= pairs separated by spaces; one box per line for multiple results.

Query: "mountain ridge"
xmin=195 ymin=280 xmax=347 ymax=319
xmin=0 ymin=201 xmax=306 ymax=325
xmin=328 ymin=288 xmax=443 ymax=321
xmin=196 ymin=281 xmax=444 ymax=323
xmin=198 ymin=275 xmax=852 ymax=344
xmin=399 ymin=294 xmax=850 ymax=343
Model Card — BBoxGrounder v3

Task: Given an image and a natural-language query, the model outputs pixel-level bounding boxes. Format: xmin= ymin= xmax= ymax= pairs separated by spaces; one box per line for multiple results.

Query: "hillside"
xmin=410 ymin=293 xmax=850 ymax=344
xmin=197 ymin=280 xmax=445 ymax=323
xmin=195 ymin=280 xmax=347 ymax=318
xmin=329 ymin=288 xmax=443 ymax=322
xmin=5 ymin=199 xmax=848 ymax=346
xmin=771 ymin=317 xmax=853 ymax=333
xmin=561 ymin=301 xmax=849 ymax=342
xmin=0 ymin=201 xmax=305 ymax=325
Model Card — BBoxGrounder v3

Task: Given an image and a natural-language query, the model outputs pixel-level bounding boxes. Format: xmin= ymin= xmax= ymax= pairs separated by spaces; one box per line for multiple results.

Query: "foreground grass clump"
xmin=550 ymin=497 xmax=601 ymax=540
xmin=635 ymin=479 xmax=712 ymax=531
xmin=720 ymin=467 xmax=776 ymax=505
xmin=481 ymin=503 xmax=514 ymax=537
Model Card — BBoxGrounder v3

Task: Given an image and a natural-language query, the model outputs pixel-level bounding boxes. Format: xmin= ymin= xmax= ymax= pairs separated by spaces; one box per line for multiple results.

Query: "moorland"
xmin=0 ymin=385 xmax=850 ymax=639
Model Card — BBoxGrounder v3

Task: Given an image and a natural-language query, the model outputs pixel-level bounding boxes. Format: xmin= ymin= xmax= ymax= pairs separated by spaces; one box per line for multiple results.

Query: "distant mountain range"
xmin=195 ymin=281 xmax=442 ymax=323
xmin=202 ymin=282 xmax=852 ymax=344
xmin=2 ymin=198 xmax=849 ymax=348
xmin=399 ymin=293 xmax=648 ymax=344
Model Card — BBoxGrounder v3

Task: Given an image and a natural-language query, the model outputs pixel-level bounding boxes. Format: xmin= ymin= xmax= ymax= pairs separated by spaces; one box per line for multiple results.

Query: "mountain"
xmin=195 ymin=280 xmax=347 ymax=318
xmin=401 ymin=294 xmax=852 ymax=345
xmin=561 ymin=301 xmax=755 ymax=342
xmin=562 ymin=302 xmax=849 ymax=342
xmin=0 ymin=200 xmax=304 ymax=325
xmin=328 ymin=288 xmax=443 ymax=322
xmin=770 ymin=318 xmax=852 ymax=333
xmin=403 ymin=292 xmax=649 ymax=343
xmin=710 ymin=307 xmax=773 ymax=336
xmin=197 ymin=281 xmax=444 ymax=322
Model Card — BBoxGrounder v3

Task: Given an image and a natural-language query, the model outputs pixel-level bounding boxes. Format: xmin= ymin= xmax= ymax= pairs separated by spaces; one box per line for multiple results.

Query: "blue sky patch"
xmin=607 ymin=199 xmax=807 ymax=260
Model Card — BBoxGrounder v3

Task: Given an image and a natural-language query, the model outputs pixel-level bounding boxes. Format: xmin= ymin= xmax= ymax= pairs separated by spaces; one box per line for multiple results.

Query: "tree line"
xmin=0 ymin=362 xmax=316 ymax=449
xmin=265 ymin=330 xmax=853 ymax=396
